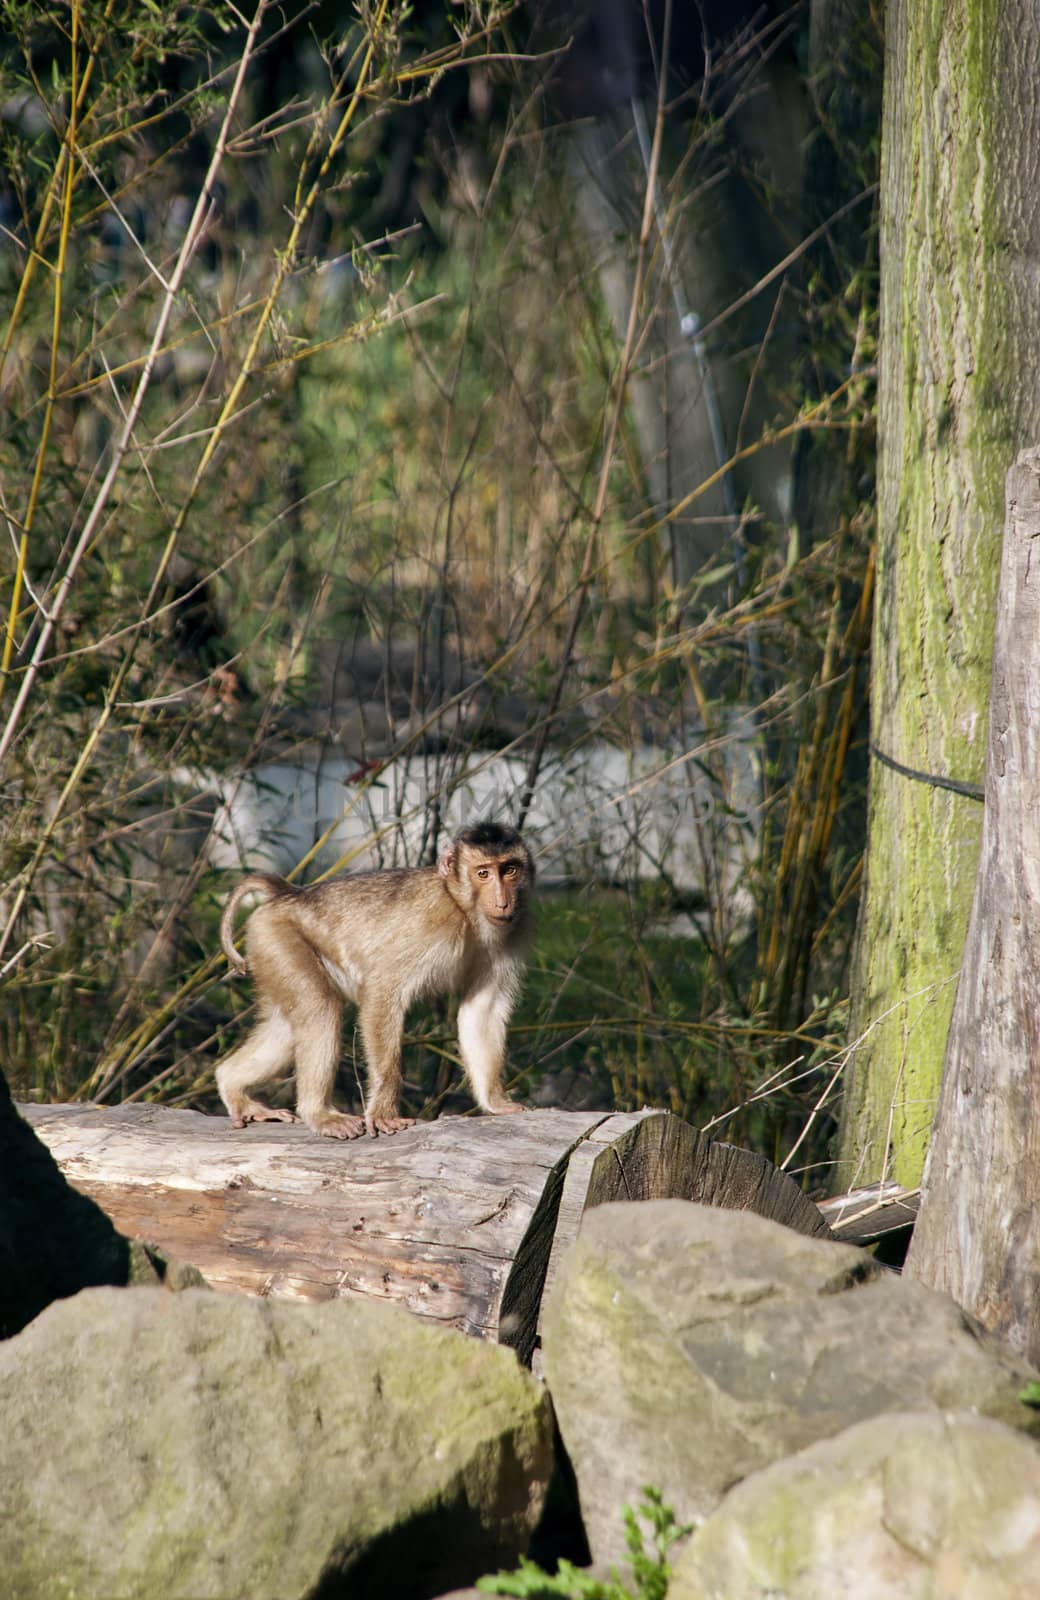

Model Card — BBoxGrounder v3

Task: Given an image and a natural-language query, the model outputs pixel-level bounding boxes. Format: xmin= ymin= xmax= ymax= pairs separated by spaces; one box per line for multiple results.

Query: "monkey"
xmin=214 ymin=822 xmax=534 ymax=1139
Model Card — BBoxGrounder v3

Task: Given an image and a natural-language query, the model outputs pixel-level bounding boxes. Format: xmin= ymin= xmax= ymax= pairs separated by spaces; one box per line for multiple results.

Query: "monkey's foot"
xmin=365 ymin=1114 xmax=416 ymax=1137
xmin=229 ymin=1099 xmax=297 ymax=1128
xmin=309 ymin=1111 xmax=366 ymax=1140
xmin=484 ymin=1099 xmax=528 ymax=1116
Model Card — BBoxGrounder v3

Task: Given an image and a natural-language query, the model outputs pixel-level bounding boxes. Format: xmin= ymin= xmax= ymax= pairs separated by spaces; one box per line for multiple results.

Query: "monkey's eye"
xmin=503 ymin=865 xmax=517 ymax=877
xmin=477 ymin=868 xmax=489 ymax=878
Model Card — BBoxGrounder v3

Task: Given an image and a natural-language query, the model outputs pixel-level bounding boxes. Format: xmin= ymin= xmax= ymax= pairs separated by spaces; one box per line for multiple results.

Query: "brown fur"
xmin=215 ymin=824 xmax=534 ymax=1138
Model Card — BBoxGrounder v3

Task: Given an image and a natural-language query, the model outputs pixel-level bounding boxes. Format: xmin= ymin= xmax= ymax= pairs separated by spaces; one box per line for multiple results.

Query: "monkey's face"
xmin=468 ymin=853 xmax=529 ymax=929
xmin=439 ymin=833 xmax=533 ymax=934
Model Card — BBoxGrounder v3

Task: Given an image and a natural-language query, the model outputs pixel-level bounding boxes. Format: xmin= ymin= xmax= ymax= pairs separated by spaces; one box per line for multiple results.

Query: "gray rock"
xmin=0 ymin=1068 xmax=207 ymax=1340
xmin=541 ymin=1201 xmax=1040 ymax=1567
xmin=0 ymin=1286 xmax=552 ymax=1600
xmin=669 ymin=1411 xmax=1040 ymax=1599
xmin=0 ymin=1070 xmax=130 ymax=1337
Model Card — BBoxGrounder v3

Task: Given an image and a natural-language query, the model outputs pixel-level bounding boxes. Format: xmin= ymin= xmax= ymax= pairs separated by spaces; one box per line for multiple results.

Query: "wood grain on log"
xmin=21 ymin=1103 xmax=836 ymax=1364
xmin=21 ymin=1105 xmax=615 ymax=1358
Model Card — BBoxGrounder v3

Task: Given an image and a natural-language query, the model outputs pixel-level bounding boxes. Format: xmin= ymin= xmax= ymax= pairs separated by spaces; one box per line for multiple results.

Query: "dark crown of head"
xmin=455 ymin=821 xmax=524 ymax=853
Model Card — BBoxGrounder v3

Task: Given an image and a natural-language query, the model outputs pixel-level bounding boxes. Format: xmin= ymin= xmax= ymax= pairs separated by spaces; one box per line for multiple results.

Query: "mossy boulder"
xmin=670 ymin=1411 xmax=1040 ymax=1598
xmin=542 ymin=1200 xmax=1040 ymax=1566
xmin=0 ymin=1286 xmax=552 ymax=1599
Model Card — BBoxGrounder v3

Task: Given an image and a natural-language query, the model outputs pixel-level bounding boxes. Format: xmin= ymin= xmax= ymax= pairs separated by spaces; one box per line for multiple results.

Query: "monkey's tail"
xmin=220 ymin=873 xmax=295 ymax=973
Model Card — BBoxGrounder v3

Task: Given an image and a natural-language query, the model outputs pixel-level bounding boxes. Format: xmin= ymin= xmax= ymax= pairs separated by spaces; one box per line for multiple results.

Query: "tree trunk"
xmin=904 ymin=448 xmax=1040 ymax=1363
xmin=20 ymin=1102 xmax=830 ymax=1365
xmin=841 ymin=0 xmax=1040 ymax=1189
xmin=566 ymin=63 xmax=804 ymax=599
xmin=566 ymin=115 xmax=737 ymax=591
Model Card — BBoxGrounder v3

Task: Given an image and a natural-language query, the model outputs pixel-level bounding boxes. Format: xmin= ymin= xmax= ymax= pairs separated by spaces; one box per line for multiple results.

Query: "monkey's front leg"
xmin=457 ymin=982 xmax=525 ymax=1115
xmin=358 ymin=989 xmax=416 ymax=1136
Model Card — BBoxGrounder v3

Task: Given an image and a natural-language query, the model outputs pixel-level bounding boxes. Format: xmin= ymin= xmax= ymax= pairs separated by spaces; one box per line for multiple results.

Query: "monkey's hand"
xmin=365 ymin=1114 xmax=416 ymax=1137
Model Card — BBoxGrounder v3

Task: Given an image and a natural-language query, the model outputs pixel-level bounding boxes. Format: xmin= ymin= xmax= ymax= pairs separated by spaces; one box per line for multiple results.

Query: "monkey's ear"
xmin=437 ymin=846 xmax=456 ymax=879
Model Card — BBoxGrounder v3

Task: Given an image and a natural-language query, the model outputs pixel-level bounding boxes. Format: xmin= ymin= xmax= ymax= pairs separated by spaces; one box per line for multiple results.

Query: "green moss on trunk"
xmin=842 ymin=0 xmax=1040 ymax=1186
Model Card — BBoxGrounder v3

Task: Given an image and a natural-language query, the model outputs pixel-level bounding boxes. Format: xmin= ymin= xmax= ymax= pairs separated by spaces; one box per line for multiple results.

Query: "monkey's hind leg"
xmin=216 ymin=1009 xmax=297 ymax=1129
xmin=358 ymin=989 xmax=416 ymax=1137
xmin=292 ymin=988 xmax=365 ymax=1141
xmin=247 ymin=925 xmax=364 ymax=1141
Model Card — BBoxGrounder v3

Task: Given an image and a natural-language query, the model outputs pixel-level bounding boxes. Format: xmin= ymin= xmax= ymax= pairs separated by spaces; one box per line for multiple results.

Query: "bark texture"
xmin=905 ymin=448 xmax=1040 ymax=1363
xmin=842 ymin=0 xmax=1040 ymax=1186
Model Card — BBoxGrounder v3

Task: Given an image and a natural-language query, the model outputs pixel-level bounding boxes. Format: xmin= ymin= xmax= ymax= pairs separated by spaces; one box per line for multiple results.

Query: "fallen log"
xmin=818 ymin=1181 xmax=920 ymax=1246
xmin=21 ymin=1103 xmax=832 ymax=1364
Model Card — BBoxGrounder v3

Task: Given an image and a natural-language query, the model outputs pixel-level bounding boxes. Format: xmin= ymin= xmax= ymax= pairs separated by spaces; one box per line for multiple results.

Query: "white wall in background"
xmin=196 ymin=724 xmax=760 ymax=904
